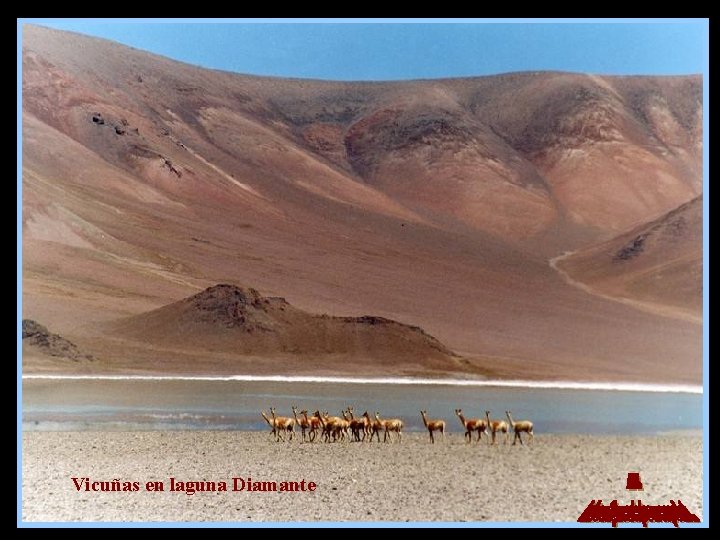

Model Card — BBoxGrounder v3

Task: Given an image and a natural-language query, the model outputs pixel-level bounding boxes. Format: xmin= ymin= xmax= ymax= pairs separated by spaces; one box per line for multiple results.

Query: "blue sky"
xmin=26 ymin=19 xmax=707 ymax=81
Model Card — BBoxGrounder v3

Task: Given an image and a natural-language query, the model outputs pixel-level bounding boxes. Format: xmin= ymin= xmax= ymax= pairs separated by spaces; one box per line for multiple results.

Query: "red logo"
xmin=577 ymin=472 xmax=700 ymax=527
xmin=625 ymin=472 xmax=643 ymax=491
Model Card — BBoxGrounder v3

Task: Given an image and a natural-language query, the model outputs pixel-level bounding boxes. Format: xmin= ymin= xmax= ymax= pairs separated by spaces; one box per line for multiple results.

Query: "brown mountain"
xmin=553 ymin=196 xmax=702 ymax=322
xmin=112 ymin=284 xmax=460 ymax=374
xmin=21 ymin=25 xmax=702 ymax=383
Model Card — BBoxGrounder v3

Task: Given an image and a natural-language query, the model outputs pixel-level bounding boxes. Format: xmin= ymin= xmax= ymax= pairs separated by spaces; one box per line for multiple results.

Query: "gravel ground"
xmin=21 ymin=431 xmax=703 ymax=523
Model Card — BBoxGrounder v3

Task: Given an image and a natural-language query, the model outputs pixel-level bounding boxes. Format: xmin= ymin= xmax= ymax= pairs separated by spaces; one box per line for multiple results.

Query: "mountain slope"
xmin=21 ymin=25 xmax=703 ymax=383
xmin=22 ymin=26 xmax=701 ymax=242
xmin=554 ymin=196 xmax=702 ymax=320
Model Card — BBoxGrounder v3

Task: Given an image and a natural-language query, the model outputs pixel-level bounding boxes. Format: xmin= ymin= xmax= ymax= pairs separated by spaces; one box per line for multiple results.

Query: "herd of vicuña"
xmin=260 ymin=406 xmax=533 ymax=445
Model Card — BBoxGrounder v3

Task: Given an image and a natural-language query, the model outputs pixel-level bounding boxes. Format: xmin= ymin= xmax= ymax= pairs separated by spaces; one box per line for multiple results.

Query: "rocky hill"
xmin=22 ymin=319 xmax=93 ymax=361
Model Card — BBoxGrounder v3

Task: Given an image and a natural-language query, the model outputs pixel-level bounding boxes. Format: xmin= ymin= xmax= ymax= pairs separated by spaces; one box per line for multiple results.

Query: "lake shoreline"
xmin=21 ymin=373 xmax=702 ymax=394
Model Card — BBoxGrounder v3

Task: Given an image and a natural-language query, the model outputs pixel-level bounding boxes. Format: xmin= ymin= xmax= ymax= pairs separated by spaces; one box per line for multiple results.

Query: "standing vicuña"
xmin=291 ymin=405 xmax=311 ymax=443
xmin=302 ymin=409 xmax=321 ymax=442
xmin=419 ymin=410 xmax=445 ymax=443
xmin=260 ymin=410 xmax=281 ymax=440
xmin=363 ymin=411 xmax=382 ymax=442
xmin=485 ymin=410 xmax=508 ymax=445
xmin=506 ymin=411 xmax=533 ymax=445
xmin=455 ymin=409 xmax=487 ymax=442
xmin=375 ymin=412 xmax=403 ymax=443
xmin=270 ymin=407 xmax=295 ymax=442
xmin=347 ymin=407 xmax=369 ymax=442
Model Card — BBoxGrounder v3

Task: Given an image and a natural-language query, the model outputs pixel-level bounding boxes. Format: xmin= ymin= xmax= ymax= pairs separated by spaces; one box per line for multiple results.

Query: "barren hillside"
xmin=555 ymin=197 xmax=702 ymax=321
xmin=21 ymin=25 xmax=702 ymax=383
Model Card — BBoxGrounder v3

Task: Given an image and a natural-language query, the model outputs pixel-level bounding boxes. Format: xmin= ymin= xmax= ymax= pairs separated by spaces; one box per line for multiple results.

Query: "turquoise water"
xmin=22 ymin=379 xmax=702 ymax=434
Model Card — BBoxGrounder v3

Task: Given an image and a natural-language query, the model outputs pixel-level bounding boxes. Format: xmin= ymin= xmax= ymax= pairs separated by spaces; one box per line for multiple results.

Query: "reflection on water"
xmin=22 ymin=379 xmax=702 ymax=434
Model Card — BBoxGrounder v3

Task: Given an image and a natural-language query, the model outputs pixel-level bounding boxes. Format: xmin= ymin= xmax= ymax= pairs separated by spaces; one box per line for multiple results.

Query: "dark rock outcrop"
xmin=22 ymin=319 xmax=93 ymax=361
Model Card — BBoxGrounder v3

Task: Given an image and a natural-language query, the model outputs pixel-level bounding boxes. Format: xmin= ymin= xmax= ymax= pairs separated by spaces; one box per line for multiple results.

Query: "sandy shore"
xmin=22 ymin=432 xmax=703 ymax=523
